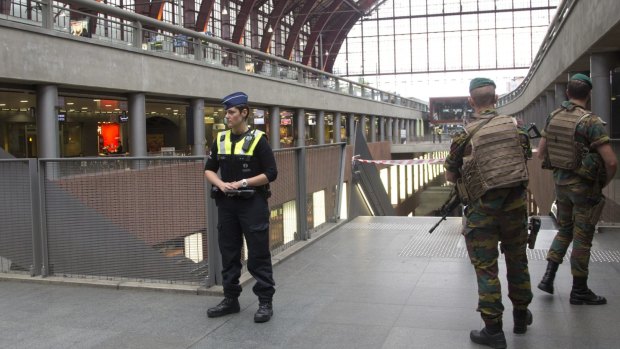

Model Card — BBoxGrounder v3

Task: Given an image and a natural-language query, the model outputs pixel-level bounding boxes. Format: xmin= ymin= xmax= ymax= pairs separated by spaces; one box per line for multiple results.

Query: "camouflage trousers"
xmin=546 ymin=181 xmax=604 ymax=277
xmin=464 ymin=203 xmax=532 ymax=324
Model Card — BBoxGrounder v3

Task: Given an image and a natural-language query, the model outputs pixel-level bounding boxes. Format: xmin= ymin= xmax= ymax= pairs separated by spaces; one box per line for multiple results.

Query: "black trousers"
xmin=216 ymin=194 xmax=275 ymax=302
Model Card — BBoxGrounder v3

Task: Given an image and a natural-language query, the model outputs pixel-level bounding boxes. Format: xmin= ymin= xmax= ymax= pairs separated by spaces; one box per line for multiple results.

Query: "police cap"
xmin=221 ymin=92 xmax=248 ymax=110
xmin=469 ymin=77 xmax=496 ymax=92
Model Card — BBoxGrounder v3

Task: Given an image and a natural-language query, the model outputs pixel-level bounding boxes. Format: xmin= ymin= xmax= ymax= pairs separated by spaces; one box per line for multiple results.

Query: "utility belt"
xmin=211 ymin=186 xmax=271 ymax=199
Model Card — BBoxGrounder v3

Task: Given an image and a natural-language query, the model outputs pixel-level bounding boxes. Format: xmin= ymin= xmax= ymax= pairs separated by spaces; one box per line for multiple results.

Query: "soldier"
xmin=537 ymin=74 xmax=617 ymax=304
xmin=444 ymin=78 xmax=533 ymax=349
xmin=204 ymin=92 xmax=278 ymax=323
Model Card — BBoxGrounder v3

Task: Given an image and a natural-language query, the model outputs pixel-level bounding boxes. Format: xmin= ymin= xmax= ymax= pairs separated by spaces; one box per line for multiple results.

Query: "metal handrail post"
xmin=28 ymin=159 xmax=42 ymax=276
xmin=296 ymin=147 xmax=308 ymax=240
xmin=334 ymin=142 xmax=346 ymax=221
xmin=205 ymin=180 xmax=220 ymax=287
xmin=37 ymin=160 xmax=50 ymax=277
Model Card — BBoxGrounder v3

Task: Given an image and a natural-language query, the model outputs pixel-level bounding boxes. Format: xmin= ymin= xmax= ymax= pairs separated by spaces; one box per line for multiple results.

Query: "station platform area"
xmin=1 ymin=216 xmax=619 ymax=349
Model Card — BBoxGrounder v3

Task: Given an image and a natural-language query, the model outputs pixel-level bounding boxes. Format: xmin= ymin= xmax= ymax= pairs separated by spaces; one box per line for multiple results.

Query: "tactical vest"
xmin=216 ymin=129 xmax=265 ymax=182
xmin=544 ymin=107 xmax=591 ymax=170
xmin=461 ymin=115 xmax=529 ymax=201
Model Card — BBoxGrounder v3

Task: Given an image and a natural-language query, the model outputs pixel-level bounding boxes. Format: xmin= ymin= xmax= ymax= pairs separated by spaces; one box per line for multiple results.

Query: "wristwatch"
xmin=241 ymin=179 xmax=248 ymax=188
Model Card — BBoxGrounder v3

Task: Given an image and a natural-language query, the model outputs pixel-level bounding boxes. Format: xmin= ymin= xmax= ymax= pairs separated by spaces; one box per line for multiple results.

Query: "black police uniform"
xmin=204 ymin=129 xmax=278 ymax=302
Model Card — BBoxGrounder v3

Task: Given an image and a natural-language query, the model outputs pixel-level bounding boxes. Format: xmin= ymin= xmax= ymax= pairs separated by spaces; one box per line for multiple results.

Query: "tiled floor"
xmin=1 ymin=216 xmax=619 ymax=349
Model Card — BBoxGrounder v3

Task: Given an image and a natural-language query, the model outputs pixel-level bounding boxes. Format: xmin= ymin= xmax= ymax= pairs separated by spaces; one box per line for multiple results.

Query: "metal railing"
xmin=497 ymin=0 xmax=576 ymax=107
xmin=0 ymin=0 xmax=427 ymax=112
xmin=601 ymin=140 xmax=620 ymax=228
xmin=0 ymin=143 xmax=347 ymax=286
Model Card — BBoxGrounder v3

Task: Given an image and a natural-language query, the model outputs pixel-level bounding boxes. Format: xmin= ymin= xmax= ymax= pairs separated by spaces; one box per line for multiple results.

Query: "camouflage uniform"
xmin=543 ymin=101 xmax=609 ymax=277
xmin=445 ymin=109 xmax=533 ymax=325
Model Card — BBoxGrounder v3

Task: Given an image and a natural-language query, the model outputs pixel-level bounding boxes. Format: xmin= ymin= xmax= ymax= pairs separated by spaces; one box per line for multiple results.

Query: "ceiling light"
xmin=67 ymin=102 xmax=74 ymax=105
xmin=222 ymin=7 xmax=228 ymax=15
xmin=93 ymin=99 xmax=101 ymax=102
xmin=20 ymin=100 xmax=28 ymax=103
xmin=0 ymin=104 xmax=5 ymax=107
xmin=267 ymin=25 xmax=273 ymax=33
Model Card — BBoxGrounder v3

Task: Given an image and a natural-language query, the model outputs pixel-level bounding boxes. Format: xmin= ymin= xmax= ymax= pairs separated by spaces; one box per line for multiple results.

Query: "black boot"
xmin=513 ymin=309 xmax=533 ymax=334
xmin=537 ymin=260 xmax=559 ymax=294
xmin=570 ymin=276 xmax=607 ymax=305
xmin=470 ymin=321 xmax=506 ymax=349
xmin=254 ymin=301 xmax=273 ymax=323
xmin=207 ymin=297 xmax=240 ymax=318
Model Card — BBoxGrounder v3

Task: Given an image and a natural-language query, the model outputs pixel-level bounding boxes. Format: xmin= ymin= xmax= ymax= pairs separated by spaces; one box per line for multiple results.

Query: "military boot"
xmin=513 ymin=309 xmax=533 ymax=334
xmin=207 ymin=297 xmax=240 ymax=318
xmin=570 ymin=276 xmax=607 ymax=305
xmin=537 ymin=260 xmax=559 ymax=294
xmin=470 ymin=321 xmax=506 ymax=349
xmin=254 ymin=301 xmax=273 ymax=323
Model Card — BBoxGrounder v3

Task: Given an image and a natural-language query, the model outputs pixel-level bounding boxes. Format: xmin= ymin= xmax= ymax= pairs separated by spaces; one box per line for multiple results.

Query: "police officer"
xmin=537 ymin=74 xmax=617 ymax=305
xmin=204 ymin=92 xmax=278 ymax=323
xmin=444 ymin=78 xmax=533 ymax=348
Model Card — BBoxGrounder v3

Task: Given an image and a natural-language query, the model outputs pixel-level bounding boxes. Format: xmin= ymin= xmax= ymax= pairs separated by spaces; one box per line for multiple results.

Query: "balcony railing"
xmin=0 ymin=0 xmax=428 ymax=112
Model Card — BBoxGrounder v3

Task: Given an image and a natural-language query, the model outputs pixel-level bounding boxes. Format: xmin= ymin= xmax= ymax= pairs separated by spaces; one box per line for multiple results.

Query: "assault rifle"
xmin=428 ymin=186 xmax=461 ymax=234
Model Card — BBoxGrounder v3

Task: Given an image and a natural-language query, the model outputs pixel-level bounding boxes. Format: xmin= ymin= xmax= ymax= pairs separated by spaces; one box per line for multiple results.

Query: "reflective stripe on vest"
xmin=217 ymin=129 xmax=265 ymax=156
xmin=462 ymin=115 xmax=528 ymax=201
xmin=545 ymin=108 xmax=590 ymax=170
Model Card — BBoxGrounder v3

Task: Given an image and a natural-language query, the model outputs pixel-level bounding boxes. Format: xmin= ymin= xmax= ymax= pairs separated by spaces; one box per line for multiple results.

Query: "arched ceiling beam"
xmin=282 ymin=0 xmax=320 ymax=60
xmin=183 ymin=0 xmax=197 ymax=28
xmin=231 ymin=0 xmax=259 ymax=44
xmin=258 ymin=0 xmax=291 ymax=53
xmin=323 ymin=0 xmax=377 ymax=72
xmin=301 ymin=0 xmax=345 ymax=66
xmin=149 ymin=0 xmax=164 ymax=20
xmin=321 ymin=13 xmax=358 ymax=71
xmin=253 ymin=0 xmax=270 ymax=10
xmin=195 ymin=0 xmax=216 ymax=32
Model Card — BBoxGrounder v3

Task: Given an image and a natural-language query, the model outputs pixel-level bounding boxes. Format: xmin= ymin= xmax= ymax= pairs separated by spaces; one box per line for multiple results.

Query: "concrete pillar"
xmin=334 ymin=112 xmax=342 ymax=143
xmin=378 ymin=116 xmax=385 ymax=142
xmin=295 ymin=108 xmax=305 ymax=147
xmin=269 ymin=106 xmax=280 ymax=149
xmin=36 ymin=85 xmax=59 ymax=158
xmin=407 ymin=120 xmax=411 ymax=140
xmin=545 ymin=91 xmax=555 ymax=120
xmin=590 ymin=53 xmax=615 ymax=128
xmin=531 ymin=92 xmax=547 ymax=124
xmin=191 ymin=98 xmax=205 ymax=156
xmin=554 ymin=83 xmax=567 ymax=108
xmin=386 ymin=118 xmax=393 ymax=143
xmin=359 ymin=114 xmax=367 ymax=140
xmin=317 ymin=110 xmax=325 ymax=145
xmin=347 ymin=113 xmax=355 ymax=145
xmin=129 ymin=93 xmax=147 ymax=157
xmin=369 ymin=115 xmax=377 ymax=143
xmin=393 ymin=118 xmax=399 ymax=144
